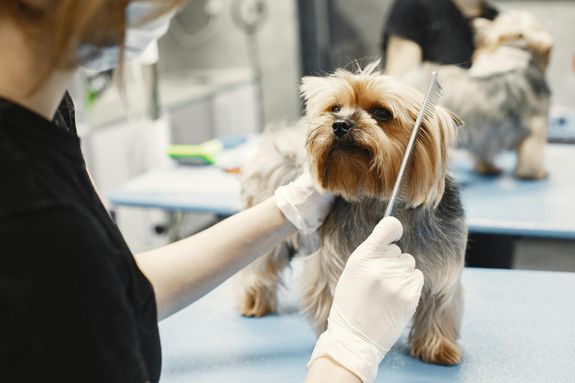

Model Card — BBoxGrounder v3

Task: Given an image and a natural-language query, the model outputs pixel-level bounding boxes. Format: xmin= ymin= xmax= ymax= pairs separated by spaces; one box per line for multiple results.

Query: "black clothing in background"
xmin=0 ymin=95 xmax=161 ymax=382
xmin=382 ymin=0 xmax=498 ymax=68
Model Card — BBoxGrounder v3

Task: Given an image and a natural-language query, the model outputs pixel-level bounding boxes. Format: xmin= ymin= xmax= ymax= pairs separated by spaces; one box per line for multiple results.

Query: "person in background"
xmin=382 ymin=0 xmax=498 ymax=76
xmin=0 ymin=1 xmax=423 ymax=383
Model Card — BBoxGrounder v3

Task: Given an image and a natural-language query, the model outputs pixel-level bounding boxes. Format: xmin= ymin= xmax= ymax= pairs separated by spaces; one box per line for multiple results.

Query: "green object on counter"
xmin=167 ymin=139 xmax=224 ymax=165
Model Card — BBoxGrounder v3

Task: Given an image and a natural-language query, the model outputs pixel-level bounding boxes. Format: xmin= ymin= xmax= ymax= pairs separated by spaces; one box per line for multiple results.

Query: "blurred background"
xmin=70 ymin=0 xmax=575 ymax=271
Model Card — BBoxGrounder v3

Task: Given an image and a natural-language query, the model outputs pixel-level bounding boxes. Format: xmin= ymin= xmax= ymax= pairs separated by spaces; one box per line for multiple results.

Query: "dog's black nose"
xmin=332 ymin=120 xmax=352 ymax=137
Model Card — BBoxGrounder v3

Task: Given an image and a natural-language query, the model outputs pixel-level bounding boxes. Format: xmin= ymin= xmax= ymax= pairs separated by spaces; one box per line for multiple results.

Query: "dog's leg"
xmin=473 ymin=158 xmax=502 ymax=175
xmin=410 ymin=277 xmax=463 ymax=365
xmin=237 ymin=244 xmax=290 ymax=317
xmin=301 ymin=248 xmax=342 ymax=334
xmin=515 ymin=115 xmax=548 ymax=179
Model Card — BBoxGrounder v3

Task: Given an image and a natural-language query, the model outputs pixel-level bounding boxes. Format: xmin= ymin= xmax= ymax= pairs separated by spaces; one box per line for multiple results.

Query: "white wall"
xmin=158 ymin=0 xmax=302 ymax=125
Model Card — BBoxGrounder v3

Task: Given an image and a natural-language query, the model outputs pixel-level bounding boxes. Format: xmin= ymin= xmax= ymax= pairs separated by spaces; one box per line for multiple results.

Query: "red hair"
xmin=1 ymin=0 xmax=183 ymax=89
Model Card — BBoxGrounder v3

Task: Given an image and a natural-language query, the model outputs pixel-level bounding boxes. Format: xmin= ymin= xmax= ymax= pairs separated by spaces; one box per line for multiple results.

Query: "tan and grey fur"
xmin=408 ymin=11 xmax=553 ymax=179
xmin=238 ymin=62 xmax=467 ymax=365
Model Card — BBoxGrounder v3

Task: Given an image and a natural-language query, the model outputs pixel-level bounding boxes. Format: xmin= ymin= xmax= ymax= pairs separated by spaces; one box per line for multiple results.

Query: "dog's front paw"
xmin=240 ymin=286 xmax=276 ymax=318
xmin=474 ymin=159 xmax=502 ymax=175
xmin=514 ymin=166 xmax=548 ymax=180
xmin=411 ymin=337 xmax=462 ymax=366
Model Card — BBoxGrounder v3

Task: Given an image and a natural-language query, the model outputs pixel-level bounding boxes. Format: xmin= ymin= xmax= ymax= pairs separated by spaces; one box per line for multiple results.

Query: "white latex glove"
xmin=308 ymin=217 xmax=424 ymax=383
xmin=274 ymin=171 xmax=334 ymax=234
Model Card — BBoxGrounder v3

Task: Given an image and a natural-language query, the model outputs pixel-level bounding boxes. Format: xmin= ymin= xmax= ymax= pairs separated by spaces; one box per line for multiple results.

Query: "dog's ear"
xmin=300 ymin=76 xmax=334 ymax=115
xmin=406 ymin=105 xmax=459 ymax=208
xmin=300 ymin=76 xmax=329 ymax=102
xmin=525 ymin=29 xmax=554 ymax=72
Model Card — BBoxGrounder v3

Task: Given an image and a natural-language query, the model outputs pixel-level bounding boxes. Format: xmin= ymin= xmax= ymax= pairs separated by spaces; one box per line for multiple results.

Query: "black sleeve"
xmin=383 ymin=0 xmax=429 ymax=48
xmin=0 ymin=204 xmax=150 ymax=382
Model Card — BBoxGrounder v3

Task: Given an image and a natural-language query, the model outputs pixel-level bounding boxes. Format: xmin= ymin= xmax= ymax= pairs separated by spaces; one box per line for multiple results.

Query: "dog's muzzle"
xmin=332 ymin=120 xmax=353 ymax=138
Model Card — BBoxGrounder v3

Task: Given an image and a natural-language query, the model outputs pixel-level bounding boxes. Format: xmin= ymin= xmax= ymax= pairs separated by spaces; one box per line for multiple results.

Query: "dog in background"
xmin=408 ymin=11 xmax=553 ymax=178
xmin=237 ymin=62 xmax=467 ymax=365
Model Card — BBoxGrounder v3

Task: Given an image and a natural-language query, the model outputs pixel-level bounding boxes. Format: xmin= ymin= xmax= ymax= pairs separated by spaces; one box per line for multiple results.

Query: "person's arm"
xmin=136 ymin=173 xmax=333 ymax=320
xmin=384 ymin=35 xmax=422 ymax=77
xmin=382 ymin=0 xmax=426 ymax=76
xmin=136 ymin=197 xmax=293 ymax=319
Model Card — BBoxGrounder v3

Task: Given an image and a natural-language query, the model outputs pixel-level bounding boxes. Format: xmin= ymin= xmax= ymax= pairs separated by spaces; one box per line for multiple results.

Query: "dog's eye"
xmin=331 ymin=105 xmax=342 ymax=113
xmin=370 ymin=108 xmax=392 ymax=122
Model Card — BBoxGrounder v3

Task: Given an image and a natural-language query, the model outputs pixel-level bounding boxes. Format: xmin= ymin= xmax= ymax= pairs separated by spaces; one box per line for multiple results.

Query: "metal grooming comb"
xmin=384 ymin=72 xmax=442 ymax=218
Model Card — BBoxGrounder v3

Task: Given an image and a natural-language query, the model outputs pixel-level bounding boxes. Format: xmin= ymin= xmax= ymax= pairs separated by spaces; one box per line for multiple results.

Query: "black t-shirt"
xmin=0 ymin=94 xmax=161 ymax=382
xmin=382 ymin=0 xmax=498 ymax=68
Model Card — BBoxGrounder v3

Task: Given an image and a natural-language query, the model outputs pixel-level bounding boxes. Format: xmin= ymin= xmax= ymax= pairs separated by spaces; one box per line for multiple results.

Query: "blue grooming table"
xmin=159 ymin=267 xmax=575 ymax=382
xmin=109 ymin=143 xmax=575 ymax=239
xmin=109 ymin=166 xmax=243 ymax=216
xmin=453 ymin=144 xmax=575 ymax=239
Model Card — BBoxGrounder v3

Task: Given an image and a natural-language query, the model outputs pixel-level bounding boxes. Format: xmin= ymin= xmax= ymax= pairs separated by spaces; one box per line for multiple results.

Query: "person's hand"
xmin=308 ymin=217 xmax=424 ymax=383
xmin=274 ymin=171 xmax=334 ymax=234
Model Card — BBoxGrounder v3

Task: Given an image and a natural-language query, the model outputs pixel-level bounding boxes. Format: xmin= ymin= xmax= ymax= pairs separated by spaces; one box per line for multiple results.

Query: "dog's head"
xmin=473 ymin=11 xmax=553 ymax=71
xmin=302 ymin=62 xmax=461 ymax=208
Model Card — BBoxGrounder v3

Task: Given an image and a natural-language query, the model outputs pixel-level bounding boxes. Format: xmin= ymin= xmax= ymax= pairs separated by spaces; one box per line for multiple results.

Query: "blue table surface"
xmin=159 ymin=267 xmax=575 ymax=383
xmin=109 ymin=166 xmax=243 ymax=216
xmin=109 ymin=143 xmax=575 ymax=238
xmin=453 ymin=145 xmax=575 ymax=239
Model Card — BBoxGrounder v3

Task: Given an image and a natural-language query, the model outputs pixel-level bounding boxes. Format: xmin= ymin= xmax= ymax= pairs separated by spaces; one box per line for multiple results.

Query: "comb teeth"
xmin=424 ymin=73 xmax=443 ymax=120
xmin=384 ymin=71 xmax=442 ymax=218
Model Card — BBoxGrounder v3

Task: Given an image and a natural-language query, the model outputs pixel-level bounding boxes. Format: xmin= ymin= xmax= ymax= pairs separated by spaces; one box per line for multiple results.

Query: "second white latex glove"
xmin=308 ymin=217 xmax=424 ymax=383
xmin=274 ymin=171 xmax=334 ymax=234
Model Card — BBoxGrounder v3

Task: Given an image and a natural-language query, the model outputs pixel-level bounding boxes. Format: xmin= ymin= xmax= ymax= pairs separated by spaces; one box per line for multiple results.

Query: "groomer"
xmin=382 ymin=0 xmax=498 ymax=76
xmin=0 ymin=1 xmax=423 ymax=383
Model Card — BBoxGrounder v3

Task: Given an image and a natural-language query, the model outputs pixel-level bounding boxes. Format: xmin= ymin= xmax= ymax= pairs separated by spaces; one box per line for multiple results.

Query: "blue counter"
xmin=159 ymin=268 xmax=575 ymax=383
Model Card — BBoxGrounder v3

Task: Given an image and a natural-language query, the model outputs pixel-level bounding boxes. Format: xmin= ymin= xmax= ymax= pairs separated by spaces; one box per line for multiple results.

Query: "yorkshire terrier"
xmin=408 ymin=11 xmax=553 ymax=179
xmin=237 ymin=62 xmax=467 ymax=365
